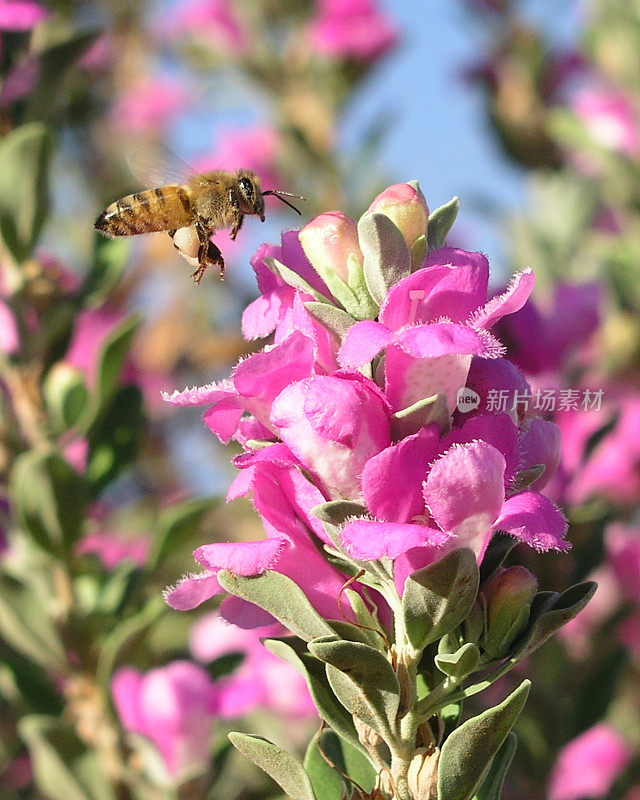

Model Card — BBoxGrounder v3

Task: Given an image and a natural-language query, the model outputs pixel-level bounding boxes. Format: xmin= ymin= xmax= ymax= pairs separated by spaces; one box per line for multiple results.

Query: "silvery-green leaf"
xmin=346 ymin=253 xmax=380 ymax=319
xmin=217 ymin=569 xmax=334 ymax=642
xmin=403 ymin=548 xmax=479 ymax=653
xmin=310 ymin=638 xmax=400 ymax=738
xmin=427 ymin=196 xmax=460 ymax=253
xmin=328 ymin=619 xmax=381 ymax=648
xmin=263 ymin=637 xmax=364 ymax=754
xmin=0 ymin=123 xmax=52 ymax=263
xmin=305 ymin=302 xmax=357 ymax=343
xmin=435 ymin=643 xmax=481 ymax=679
xmin=438 ymin=680 xmax=530 ymax=800
xmin=264 ymin=257 xmax=333 ymax=304
xmin=312 ymin=500 xmax=368 ymax=527
xmin=513 ymin=582 xmax=597 ymax=659
xmin=410 ymin=234 xmax=427 ymax=270
xmin=510 ymin=464 xmax=546 ymax=493
xmin=472 ymin=733 xmax=517 ymax=800
xmin=358 ymin=212 xmax=411 ymax=304
xmin=319 ymin=265 xmax=363 ymax=316
xmin=0 ymin=574 xmax=65 ymax=670
xmin=228 ymin=733 xmax=316 ymax=800
xmin=19 ymin=715 xmax=116 ymax=800
xmin=392 ymin=393 xmax=451 ymax=439
xmin=304 ymin=728 xmax=376 ymax=800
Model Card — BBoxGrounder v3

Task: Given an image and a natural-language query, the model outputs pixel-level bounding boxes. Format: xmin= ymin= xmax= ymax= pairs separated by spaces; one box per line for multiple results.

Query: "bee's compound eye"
xmin=239 ymin=177 xmax=254 ymax=196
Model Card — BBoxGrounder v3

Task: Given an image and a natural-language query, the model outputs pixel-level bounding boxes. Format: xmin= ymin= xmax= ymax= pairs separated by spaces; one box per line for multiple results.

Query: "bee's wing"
xmin=125 ymin=140 xmax=198 ymax=188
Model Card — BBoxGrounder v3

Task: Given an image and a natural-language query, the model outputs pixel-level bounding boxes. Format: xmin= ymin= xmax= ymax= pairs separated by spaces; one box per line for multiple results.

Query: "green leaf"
xmin=305 ymin=302 xmax=358 ymax=342
xmin=263 ymin=637 xmax=364 ymax=753
xmin=403 ymin=548 xmax=479 ymax=653
xmin=472 ymin=733 xmax=517 ymax=800
xmin=0 ymin=574 xmax=65 ymax=670
xmin=19 ymin=715 xmax=116 ymax=800
xmin=11 ymin=451 xmax=88 ymax=555
xmin=427 ymin=196 xmax=460 ymax=254
xmin=438 ymin=680 xmax=530 ymax=800
xmin=312 ymin=500 xmax=368 ymax=527
xmin=81 ymin=236 xmax=130 ymax=308
xmin=392 ymin=393 xmax=451 ymax=439
xmin=410 ymin=234 xmax=427 ymax=270
xmin=228 ymin=733 xmax=316 ymax=800
xmin=43 ymin=364 xmax=89 ymax=433
xmin=510 ymin=464 xmax=546 ymax=493
xmin=0 ymin=123 xmax=52 ymax=262
xmin=217 ymin=570 xmax=334 ymax=642
xmin=319 ymin=265 xmax=363 ymax=316
xmin=479 ymin=534 xmax=517 ymax=585
xmin=148 ymin=496 xmax=219 ymax=570
xmin=435 ymin=643 xmax=481 ymax=679
xmin=346 ymin=253 xmax=380 ymax=319
xmin=514 ymin=582 xmax=597 ymax=659
xmin=84 ymin=314 xmax=141 ymax=427
xmin=304 ymin=728 xmax=376 ymax=800
xmin=264 ymin=257 xmax=333 ymax=305
xmin=358 ymin=212 xmax=411 ymax=304
xmin=310 ymin=638 xmax=400 ymax=739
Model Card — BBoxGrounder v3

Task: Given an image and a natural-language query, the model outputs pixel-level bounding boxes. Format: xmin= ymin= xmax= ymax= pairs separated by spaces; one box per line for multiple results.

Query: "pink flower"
xmin=78 ymin=530 xmax=150 ymax=570
xmin=308 ymin=0 xmax=399 ymax=63
xmin=191 ymin=614 xmax=315 ymax=717
xmin=64 ymin=308 xmax=124 ymax=387
xmin=548 ymin=724 xmax=632 ymax=800
xmin=367 ymin=183 xmax=429 ymax=252
xmin=112 ymin=80 xmax=188 ymax=134
xmin=0 ymin=1 xmax=46 ymax=31
xmin=169 ymin=0 xmax=248 ymax=55
xmin=112 ymin=661 xmax=217 ymax=777
xmin=572 ymin=87 xmax=640 ymax=158
xmin=0 ymin=299 xmax=19 ymax=354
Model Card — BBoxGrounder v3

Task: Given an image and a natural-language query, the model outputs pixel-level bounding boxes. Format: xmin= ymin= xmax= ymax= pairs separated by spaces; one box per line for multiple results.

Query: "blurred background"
xmin=1 ymin=1 xmax=640 ymax=799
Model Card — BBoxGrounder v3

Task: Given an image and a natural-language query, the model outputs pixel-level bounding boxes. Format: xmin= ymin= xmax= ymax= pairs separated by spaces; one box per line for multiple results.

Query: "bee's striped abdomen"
xmin=94 ymin=185 xmax=194 ymax=237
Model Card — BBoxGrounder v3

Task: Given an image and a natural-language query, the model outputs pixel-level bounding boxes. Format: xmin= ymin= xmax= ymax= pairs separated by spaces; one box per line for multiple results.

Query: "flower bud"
xmin=298 ymin=211 xmax=362 ymax=284
xmin=408 ymin=747 xmax=439 ymax=800
xmin=481 ymin=566 xmax=538 ymax=658
xmin=367 ymin=182 xmax=429 ymax=251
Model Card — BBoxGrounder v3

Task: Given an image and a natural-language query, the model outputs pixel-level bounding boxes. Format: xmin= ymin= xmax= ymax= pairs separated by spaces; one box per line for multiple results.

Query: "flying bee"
xmin=94 ymin=167 xmax=304 ymax=283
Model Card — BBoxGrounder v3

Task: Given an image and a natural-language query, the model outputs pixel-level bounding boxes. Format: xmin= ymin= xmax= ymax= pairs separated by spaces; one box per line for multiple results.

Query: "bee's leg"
xmin=230 ymin=213 xmax=244 ymax=241
xmin=207 ymin=240 xmax=226 ymax=280
xmin=228 ymin=188 xmax=243 ymax=241
xmin=194 ymin=221 xmax=225 ymax=283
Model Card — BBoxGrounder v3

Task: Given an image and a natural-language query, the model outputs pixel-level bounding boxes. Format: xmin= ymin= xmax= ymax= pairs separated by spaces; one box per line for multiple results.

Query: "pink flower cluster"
xmin=164 ymin=183 xmax=569 ymax=623
xmin=308 ymin=0 xmax=399 ymax=63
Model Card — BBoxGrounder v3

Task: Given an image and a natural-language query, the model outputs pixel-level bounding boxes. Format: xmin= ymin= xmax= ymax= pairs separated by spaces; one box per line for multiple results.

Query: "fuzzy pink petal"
xmin=378 ymin=264 xmax=456 ymax=330
xmin=339 ymin=320 xmax=393 ymax=368
xmin=233 ymin=442 xmax=300 ymax=470
xmin=112 ymin=668 xmax=146 ymax=734
xmin=163 ymin=571 xmax=223 ymax=611
xmin=227 ymin=465 xmax=256 ymax=501
xmin=203 ymin=398 xmax=244 ymax=443
xmin=494 ymin=491 xmax=569 ymax=552
xmin=424 ymin=441 xmax=506 ymax=557
xmin=194 ymin=537 xmax=287 ymax=576
xmin=444 ymin=413 xmax=519 ymax=486
xmin=341 ymin=519 xmax=450 ymax=560
xmin=162 ymin=377 xmax=235 ymax=407
xmin=468 ymin=269 xmax=536 ymax=330
xmin=519 ymin=418 xmax=562 ymax=491
xmin=395 ymin=323 xmax=504 ymax=360
xmin=361 ymin=425 xmax=440 ymax=523
xmin=220 ymin=595 xmax=278 ymax=629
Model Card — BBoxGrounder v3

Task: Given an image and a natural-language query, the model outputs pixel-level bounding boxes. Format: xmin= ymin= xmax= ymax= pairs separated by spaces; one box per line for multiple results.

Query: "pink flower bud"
xmin=367 ymin=182 xmax=429 ymax=250
xmin=298 ymin=211 xmax=362 ymax=284
xmin=482 ymin=566 xmax=537 ymax=657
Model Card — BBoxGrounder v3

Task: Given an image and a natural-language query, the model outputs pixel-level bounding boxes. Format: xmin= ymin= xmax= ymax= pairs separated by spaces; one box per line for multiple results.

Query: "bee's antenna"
xmin=263 ymin=190 xmax=305 ymax=215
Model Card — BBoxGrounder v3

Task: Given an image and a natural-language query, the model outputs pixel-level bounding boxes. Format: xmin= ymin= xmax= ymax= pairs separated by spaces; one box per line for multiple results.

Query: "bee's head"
xmin=237 ymin=171 xmax=265 ymax=221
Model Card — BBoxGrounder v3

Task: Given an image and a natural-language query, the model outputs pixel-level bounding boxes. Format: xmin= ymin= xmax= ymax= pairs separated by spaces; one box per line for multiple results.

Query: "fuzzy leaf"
xmin=438 ymin=680 xmax=530 ymax=800
xmin=312 ymin=500 xmax=368 ymax=527
xmin=403 ymin=548 xmax=479 ymax=653
xmin=435 ymin=643 xmax=481 ymax=679
xmin=514 ymin=582 xmax=597 ymax=659
xmin=263 ymin=637 xmax=364 ymax=753
xmin=410 ymin=234 xmax=427 ymax=270
xmin=473 ymin=733 xmax=518 ymax=800
xmin=427 ymin=197 xmax=460 ymax=253
xmin=217 ymin=570 xmax=334 ymax=642
xmin=19 ymin=715 xmax=116 ymax=800
xmin=0 ymin=574 xmax=65 ymax=670
xmin=11 ymin=451 xmax=88 ymax=556
xmin=305 ymin=302 xmax=358 ymax=342
xmin=346 ymin=253 xmax=380 ymax=319
xmin=0 ymin=123 xmax=52 ymax=263
xmin=228 ymin=733 xmax=316 ymax=800
xmin=358 ymin=212 xmax=411 ymax=304
xmin=304 ymin=728 xmax=376 ymax=800
xmin=311 ymin=638 xmax=400 ymax=738
xmin=392 ymin=393 xmax=450 ymax=438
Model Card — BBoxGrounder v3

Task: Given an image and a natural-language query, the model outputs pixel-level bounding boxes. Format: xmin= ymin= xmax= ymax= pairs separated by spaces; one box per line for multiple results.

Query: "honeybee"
xmin=94 ymin=168 xmax=304 ymax=283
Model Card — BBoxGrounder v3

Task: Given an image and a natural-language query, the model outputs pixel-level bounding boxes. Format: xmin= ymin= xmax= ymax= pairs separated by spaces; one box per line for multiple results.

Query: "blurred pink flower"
xmin=0 ymin=299 xmax=19 ymax=354
xmin=195 ymin=125 xmax=283 ymax=195
xmin=308 ymin=0 xmax=399 ymax=63
xmin=78 ymin=529 xmax=150 ymax=569
xmin=112 ymin=80 xmax=188 ymax=134
xmin=65 ymin=308 xmax=123 ymax=388
xmin=62 ymin=437 xmax=89 ymax=473
xmin=191 ymin=613 xmax=315 ymax=717
xmin=0 ymin=1 xmax=47 ymax=30
xmin=548 ymin=724 xmax=632 ymax=800
xmin=572 ymin=87 xmax=640 ymax=158
xmin=169 ymin=0 xmax=248 ymax=54
xmin=112 ymin=662 xmax=217 ymax=777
